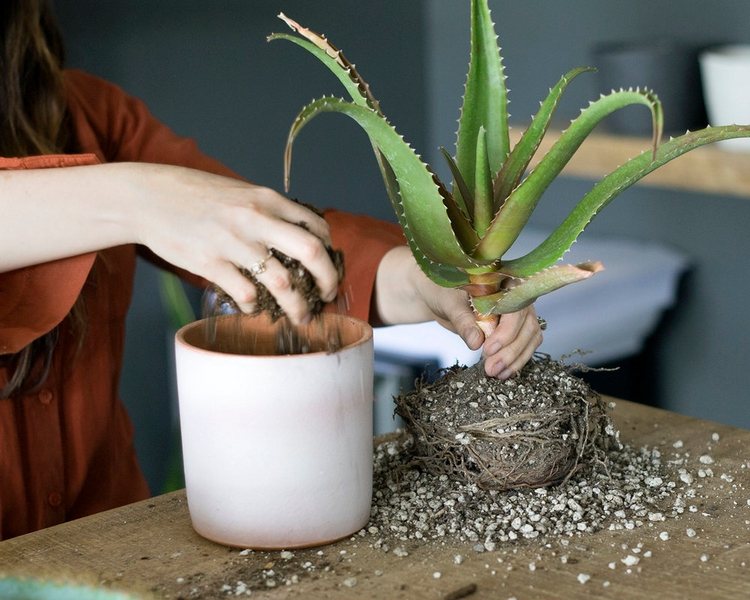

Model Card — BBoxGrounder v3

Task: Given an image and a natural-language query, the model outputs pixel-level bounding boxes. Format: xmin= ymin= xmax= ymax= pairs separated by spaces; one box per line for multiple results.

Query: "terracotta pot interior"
xmin=179 ymin=313 xmax=370 ymax=356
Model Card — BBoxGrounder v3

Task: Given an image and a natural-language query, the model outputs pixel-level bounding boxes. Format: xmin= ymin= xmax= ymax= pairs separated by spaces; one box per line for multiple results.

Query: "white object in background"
xmin=373 ymin=228 xmax=688 ymax=369
xmin=699 ymin=45 xmax=750 ymax=152
xmin=175 ymin=314 xmax=373 ymax=549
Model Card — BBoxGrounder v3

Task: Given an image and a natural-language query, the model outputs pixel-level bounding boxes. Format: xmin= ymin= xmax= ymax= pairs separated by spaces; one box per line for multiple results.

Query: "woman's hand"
xmin=375 ymin=246 xmax=542 ymax=379
xmin=127 ymin=164 xmax=340 ymax=324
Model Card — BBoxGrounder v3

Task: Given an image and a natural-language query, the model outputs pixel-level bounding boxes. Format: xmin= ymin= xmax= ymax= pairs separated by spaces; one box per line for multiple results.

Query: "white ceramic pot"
xmin=174 ymin=313 xmax=374 ymax=549
xmin=699 ymin=45 xmax=750 ymax=152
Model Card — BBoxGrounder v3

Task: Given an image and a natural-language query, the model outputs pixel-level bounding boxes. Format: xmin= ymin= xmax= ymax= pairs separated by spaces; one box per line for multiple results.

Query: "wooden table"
xmin=1 ymin=399 xmax=749 ymax=599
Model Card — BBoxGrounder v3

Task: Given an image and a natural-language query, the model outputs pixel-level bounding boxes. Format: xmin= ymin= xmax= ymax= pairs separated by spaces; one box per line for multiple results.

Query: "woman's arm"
xmin=0 ymin=161 xmax=339 ymax=324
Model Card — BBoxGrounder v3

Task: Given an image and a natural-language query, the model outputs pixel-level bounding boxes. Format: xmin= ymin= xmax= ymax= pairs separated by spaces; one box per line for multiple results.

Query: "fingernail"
xmin=499 ymin=368 xmax=513 ymax=380
xmin=238 ymin=303 xmax=256 ymax=314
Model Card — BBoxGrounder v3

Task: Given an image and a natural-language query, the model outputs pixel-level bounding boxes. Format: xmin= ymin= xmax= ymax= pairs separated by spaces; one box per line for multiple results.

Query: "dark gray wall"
xmin=428 ymin=0 xmax=750 ymax=429
xmin=54 ymin=0 xmax=427 ymax=491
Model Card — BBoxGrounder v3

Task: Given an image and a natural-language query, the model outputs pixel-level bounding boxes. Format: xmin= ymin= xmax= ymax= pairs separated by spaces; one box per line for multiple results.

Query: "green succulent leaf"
xmin=272 ymin=12 xmax=478 ymax=260
xmin=439 ymin=147 xmax=473 ymax=219
xmin=493 ymin=66 xmax=596 ymax=209
xmin=285 ymin=96 xmax=481 ymax=269
xmin=269 ymin=14 xmax=379 ymax=113
xmin=455 ymin=0 xmax=508 ymax=204
xmin=473 ymin=126 xmax=493 ymax=236
xmin=376 ymin=153 xmax=470 ymax=287
xmin=502 ymin=124 xmax=750 ymax=277
xmin=471 ymin=261 xmax=604 ymax=315
xmin=475 ymin=88 xmax=664 ymax=261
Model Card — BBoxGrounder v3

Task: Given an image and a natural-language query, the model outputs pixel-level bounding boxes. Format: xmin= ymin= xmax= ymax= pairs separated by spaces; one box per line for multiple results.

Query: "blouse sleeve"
xmin=324 ymin=210 xmax=405 ymax=323
xmin=0 ymin=154 xmax=100 ymax=355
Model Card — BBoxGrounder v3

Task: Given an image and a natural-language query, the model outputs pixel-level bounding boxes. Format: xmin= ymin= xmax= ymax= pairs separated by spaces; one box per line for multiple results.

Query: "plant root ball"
xmin=394 ymin=356 xmax=615 ymax=491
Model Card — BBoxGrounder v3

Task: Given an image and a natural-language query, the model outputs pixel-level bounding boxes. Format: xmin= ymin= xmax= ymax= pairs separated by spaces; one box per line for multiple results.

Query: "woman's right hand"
xmin=127 ymin=164 xmax=340 ymax=324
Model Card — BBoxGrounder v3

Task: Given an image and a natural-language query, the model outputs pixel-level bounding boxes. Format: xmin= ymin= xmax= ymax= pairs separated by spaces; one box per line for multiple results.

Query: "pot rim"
xmin=175 ymin=312 xmax=373 ymax=359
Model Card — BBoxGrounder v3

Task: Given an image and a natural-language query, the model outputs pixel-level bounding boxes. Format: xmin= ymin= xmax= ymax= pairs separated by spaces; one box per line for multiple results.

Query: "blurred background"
xmin=53 ymin=0 xmax=750 ymax=492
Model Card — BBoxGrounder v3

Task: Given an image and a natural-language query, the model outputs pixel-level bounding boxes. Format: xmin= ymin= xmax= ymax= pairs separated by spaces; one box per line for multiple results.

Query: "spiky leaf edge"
xmin=471 ymin=261 xmax=604 ymax=315
xmin=493 ymin=66 xmax=596 ymax=210
xmin=475 ymin=88 xmax=664 ymax=262
xmin=455 ymin=0 xmax=509 ymax=204
xmin=271 ymin=17 xmax=472 ymax=286
xmin=285 ymin=96 xmax=488 ymax=269
xmin=503 ymin=124 xmax=750 ymax=276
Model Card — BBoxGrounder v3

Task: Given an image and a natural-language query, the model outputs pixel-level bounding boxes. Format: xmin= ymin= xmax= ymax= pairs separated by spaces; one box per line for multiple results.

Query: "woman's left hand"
xmin=375 ymin=246 xmax=543 ymax=379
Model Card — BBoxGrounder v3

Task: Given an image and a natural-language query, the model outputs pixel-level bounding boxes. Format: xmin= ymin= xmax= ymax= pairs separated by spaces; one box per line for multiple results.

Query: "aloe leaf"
xmin=375 ymin=152 xmax=470 ymax=287
xmin=493 ymin=66 xmax=596 ymax=209
xmin=440 ymin=147 xmax=473 ymax=219
xmin=501 ymin=124 xmax=750 ymax=277
xmin=430 ymin=166 xmax=481 ymax=253
xmin=471 ymin=261 xmax=604 ymax=315
xmin=473 ymin=126 xmax=493 ymax=236
xmin=475 ymin=88 xmax=664 ymax=261
xmin=285 ymin=96 xmax=481 ymax=268
xmin=455 ymin=0 xmax=508 ymax=204
xmin=269 ymin=14 xmax=379 ymax=113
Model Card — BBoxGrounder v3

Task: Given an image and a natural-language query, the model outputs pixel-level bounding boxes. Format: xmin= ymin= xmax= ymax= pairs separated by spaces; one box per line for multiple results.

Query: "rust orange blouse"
xmin=0 ymin=70 xmax=404 ymax=539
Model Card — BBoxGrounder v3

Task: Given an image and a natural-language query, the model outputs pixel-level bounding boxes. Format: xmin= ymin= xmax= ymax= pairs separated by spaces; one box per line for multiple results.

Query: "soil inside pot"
xmin=180 ymin=312 xmax=368 ymax=357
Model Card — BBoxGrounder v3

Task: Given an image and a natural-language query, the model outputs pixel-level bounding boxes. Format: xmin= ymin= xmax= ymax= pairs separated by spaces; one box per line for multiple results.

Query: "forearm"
xmin=374 ymin=245 xmax=435 ymax=326
xmin=0 ymin=163 xmax=138 ymax=272
xmin=1 ymin=161 xmax=341 ymax=324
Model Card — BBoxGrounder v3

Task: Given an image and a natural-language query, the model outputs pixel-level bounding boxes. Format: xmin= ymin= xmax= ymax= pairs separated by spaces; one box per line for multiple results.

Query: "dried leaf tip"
xmin=277 ymin=12 xmax=297 ymax=31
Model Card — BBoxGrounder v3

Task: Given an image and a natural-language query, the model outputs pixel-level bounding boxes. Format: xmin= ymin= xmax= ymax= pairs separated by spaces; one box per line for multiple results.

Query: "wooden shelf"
xmin=509 ymin=127 xmax=750 ymax=199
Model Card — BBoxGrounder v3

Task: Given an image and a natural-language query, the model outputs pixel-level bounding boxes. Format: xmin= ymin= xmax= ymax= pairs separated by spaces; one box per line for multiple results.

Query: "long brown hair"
xmin=0 ymin=0 xmax=79 ymax=398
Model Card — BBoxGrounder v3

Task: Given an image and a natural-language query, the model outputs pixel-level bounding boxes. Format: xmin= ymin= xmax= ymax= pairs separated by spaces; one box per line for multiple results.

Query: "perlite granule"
xmin=368 ymin=429 xmax=677 ymax=548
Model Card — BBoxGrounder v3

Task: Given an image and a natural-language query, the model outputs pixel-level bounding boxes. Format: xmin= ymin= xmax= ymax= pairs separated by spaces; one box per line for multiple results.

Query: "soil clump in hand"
xmin=208 ymin=244 xmax=344 ymax=324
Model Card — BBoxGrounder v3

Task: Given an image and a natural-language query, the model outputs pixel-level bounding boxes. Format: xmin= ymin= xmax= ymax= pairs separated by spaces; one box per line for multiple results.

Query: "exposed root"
xmin=394 ymin=356 xmax=615 ymax=491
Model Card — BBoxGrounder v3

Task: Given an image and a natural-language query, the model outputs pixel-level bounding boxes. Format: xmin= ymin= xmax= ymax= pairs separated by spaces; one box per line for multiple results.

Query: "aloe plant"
xmin=270 ymin=2 xmax=750 ymax=332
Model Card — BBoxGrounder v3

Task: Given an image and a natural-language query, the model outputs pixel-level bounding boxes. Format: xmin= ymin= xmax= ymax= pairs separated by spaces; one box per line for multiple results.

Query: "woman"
xmin=0 ymin=0 xmax=541 ymax=539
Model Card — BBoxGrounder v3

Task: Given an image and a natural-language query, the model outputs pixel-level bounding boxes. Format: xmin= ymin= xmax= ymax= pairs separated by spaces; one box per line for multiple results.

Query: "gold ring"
xmin=537 ymin=316 xmax=547 ymax=331
xmin=249 ymin=250 xmax=274 ymax=277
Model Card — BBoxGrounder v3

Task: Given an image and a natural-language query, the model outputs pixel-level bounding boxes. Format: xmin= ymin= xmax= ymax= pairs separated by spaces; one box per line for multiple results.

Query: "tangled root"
xmin=394 ymin=356 xmax=615 ymax=491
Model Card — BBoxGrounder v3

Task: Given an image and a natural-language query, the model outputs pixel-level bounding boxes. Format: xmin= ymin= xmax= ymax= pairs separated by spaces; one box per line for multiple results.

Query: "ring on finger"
xmin=536 ymin=316 xmax=547 ymax=331
xmin=248 ymin=249 xmax=274 ymax=277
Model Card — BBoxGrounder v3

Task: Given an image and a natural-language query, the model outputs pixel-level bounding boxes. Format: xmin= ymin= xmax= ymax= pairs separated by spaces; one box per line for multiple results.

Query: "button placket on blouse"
xmin=27 ymin=388 xmax=66 ymax=526
xmin=38 ymin=389 xmax=53 ymax=405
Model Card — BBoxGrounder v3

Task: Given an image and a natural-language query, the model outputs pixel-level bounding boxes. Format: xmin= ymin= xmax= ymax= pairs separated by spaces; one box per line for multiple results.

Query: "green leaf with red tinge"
xmin=471 ymin=261 xmax=604 ymax=315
